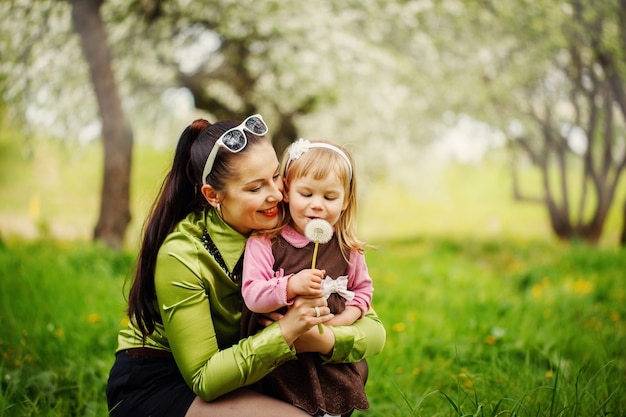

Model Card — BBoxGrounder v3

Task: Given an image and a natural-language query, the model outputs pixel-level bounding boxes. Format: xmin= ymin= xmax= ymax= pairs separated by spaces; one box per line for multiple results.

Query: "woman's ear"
xmin=201 ymin=185 xmax=220 ymax=208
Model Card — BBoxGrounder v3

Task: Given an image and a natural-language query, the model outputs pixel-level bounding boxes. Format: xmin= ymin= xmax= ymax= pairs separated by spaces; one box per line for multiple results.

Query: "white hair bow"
xmin=321 ymin=275 xmax=355 ymax=302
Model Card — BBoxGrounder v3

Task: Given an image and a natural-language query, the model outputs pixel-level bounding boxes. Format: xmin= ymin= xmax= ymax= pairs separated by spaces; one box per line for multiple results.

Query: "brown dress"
xmin=241 ymin=233 xmax=369 ymax=416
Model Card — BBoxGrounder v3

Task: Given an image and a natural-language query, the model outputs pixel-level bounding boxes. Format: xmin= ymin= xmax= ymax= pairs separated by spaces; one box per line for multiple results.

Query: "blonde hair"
xmin=280 ymin=140 xmax=365 ymax=262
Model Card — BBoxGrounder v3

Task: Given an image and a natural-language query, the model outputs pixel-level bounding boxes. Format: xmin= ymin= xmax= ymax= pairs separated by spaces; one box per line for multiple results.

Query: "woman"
xmin=106 ymin=115 xmax=385 ymax=417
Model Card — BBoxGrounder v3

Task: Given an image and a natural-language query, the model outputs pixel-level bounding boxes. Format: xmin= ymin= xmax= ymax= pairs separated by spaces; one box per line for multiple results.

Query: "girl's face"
xmin=219 ymin=141 xmax=283 ymax=235
xmin=284 ymin=170 xmax=348 ymax=236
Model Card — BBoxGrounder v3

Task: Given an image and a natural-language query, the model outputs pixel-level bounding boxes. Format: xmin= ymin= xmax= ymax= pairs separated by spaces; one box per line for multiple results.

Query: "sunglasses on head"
xmin=202 ymin=114 xmax=269 ymax=185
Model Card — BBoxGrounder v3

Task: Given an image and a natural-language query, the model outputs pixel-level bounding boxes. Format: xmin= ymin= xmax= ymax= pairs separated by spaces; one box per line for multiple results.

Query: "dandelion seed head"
xmin=304 ymin=218 xmax=333 ymax=244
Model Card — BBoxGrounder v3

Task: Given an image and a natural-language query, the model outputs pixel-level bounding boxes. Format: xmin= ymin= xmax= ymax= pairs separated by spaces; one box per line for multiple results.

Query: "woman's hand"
xmin=278 ymin=295 xmax=333 ymax=347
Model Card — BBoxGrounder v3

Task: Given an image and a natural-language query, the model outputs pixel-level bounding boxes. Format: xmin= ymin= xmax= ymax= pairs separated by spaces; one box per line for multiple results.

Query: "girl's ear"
xmin=201 ymin=185 xmax=221 ymax=208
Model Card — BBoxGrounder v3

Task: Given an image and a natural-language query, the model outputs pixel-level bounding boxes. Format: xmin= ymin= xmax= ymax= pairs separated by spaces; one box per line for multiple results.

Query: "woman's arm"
xmin=155 ymin=237 xmax=334 ymax=402
xmin=292 ymin=306 xmax=385 ymax=363
xmin=325 ymin=308 xmax=385 ymax=363
xmin=156 ymin=246 xmax=297 ymax=401
xmin=259 ymin=305 xmax=385 ymax=365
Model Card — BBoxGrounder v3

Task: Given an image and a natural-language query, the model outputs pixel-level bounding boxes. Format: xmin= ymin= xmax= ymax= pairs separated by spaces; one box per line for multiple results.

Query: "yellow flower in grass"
xmin=532 ymin=277 xmax=551 ymax=299
xmin=87 ymin=313 xmax=101 ymax=324
xmin=457 ymin=372 xmax=474 ymax=388
xmin=610 ymin=311 xmax=619 ymax=322
xmin=55 ymin=328 xmax=64 ymax=338
xmin=484 ymin=335 xmax=497 ymax=345
xmin=531 ymin=284 xmax=543 ymax=299
xmin=572 ymin=279 xmax=593 ymax=295
xmin=392 ymin=322 xmax=406 ymax=333
xmin=545 ymin=370 xmax=554 ymax=378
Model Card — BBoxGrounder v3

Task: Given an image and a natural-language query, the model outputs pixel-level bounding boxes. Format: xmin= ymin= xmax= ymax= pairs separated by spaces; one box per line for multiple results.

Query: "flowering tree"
xmin=1 ymin=0 xmax=422 ymax=248
xmin=3 ymin=0 xmax=624 ymax=245
xmin=430 ymin=0 xmax=626 ymax=244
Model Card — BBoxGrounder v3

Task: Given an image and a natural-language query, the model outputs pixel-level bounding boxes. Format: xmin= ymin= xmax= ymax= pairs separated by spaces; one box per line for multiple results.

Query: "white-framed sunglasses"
xmin=201 ymin=114 xmax=269 ymax=185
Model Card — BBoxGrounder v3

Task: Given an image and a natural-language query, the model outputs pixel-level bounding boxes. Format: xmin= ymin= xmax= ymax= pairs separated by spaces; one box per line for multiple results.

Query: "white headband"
xmin=285 ymin=138 xmax=353 ymax=180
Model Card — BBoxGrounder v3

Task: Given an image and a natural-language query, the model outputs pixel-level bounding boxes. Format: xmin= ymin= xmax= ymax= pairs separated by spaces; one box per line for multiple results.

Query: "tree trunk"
xmin=71 ymin=0 xmax=132 ymax=249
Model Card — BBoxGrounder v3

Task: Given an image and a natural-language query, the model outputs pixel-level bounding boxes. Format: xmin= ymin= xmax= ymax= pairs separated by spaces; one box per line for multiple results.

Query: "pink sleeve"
xmin=242 ymin=235 xmax=293 ymax=313
xmin=346 ymin=250 xmax=373 ymax=317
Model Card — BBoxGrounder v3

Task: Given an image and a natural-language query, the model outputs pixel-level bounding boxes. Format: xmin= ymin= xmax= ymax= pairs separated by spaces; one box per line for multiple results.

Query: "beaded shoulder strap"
xmin=202 ymin=229 xmax=243 ymax=284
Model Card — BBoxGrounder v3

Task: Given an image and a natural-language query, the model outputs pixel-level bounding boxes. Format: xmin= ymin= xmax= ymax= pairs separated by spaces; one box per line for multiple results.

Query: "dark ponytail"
xmin=128 ymin=119 xmax=211 ymax=336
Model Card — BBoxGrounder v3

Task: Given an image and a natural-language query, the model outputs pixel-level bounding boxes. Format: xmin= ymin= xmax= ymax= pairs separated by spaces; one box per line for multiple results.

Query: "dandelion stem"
xmin=311 ymin=241 xmax=324 ymax=334
xmin=311 ymin=242 xmax=319 ymax=269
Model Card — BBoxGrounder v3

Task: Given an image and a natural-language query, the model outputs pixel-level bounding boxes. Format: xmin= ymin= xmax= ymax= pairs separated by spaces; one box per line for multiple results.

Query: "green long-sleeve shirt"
xmin=117 ymin=207 xmax=385 ymax=402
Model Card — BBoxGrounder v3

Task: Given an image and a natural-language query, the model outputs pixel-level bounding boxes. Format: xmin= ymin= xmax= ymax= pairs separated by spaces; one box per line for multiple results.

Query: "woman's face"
xmin=219 ymin=141 xmax=283 ymax=235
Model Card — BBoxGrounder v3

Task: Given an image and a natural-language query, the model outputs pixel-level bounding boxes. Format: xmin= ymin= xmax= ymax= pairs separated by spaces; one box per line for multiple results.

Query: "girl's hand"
xmin=324 ymin=305 xmax=361 ymax=327
xmin=286 ymin=269 xmax=325 ymax=299
xmin=278 ymin=296 xmax=333 ymax=347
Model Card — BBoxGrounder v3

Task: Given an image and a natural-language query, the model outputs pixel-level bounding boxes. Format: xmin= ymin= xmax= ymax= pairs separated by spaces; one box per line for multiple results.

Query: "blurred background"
xmin=0 ymin=0 xmax=624 ymax=248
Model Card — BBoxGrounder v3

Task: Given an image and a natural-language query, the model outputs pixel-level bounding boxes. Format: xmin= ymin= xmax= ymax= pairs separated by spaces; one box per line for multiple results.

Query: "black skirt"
xmin=106 ymin=350 xmax=196 ymax=417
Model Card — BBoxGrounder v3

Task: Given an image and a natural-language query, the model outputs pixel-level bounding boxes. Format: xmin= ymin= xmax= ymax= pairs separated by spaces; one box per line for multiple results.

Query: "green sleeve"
xmin=155 ymin=242 xmax=297 ymax=402
xmin=324 ymin=308 xmax=386 ymax=363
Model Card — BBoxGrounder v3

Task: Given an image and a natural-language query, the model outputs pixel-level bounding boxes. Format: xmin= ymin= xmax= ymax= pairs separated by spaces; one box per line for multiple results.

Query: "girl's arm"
xmin=343 ymin=250 xmax=373 ymax=317
xmin=242 ymin=235 xmax=324 ymax=312
xmin=241 ymin=235 xmax=292 ymax=313
xmin=324 ymin=305 xmax=362 ymax=326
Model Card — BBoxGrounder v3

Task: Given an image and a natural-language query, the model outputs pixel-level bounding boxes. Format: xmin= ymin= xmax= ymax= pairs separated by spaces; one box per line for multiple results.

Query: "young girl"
xmin=241 ymin=138 xmax=375 ymax=417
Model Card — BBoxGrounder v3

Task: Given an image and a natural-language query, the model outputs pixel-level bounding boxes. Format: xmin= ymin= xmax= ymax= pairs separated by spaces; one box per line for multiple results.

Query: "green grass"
xmin=0 ymin=239 xmax=134 ymax=416
xmin=358 ymin=237 xmax=625 ymax=416
xmin=0 ymin=237 xmax=624 ymax=416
